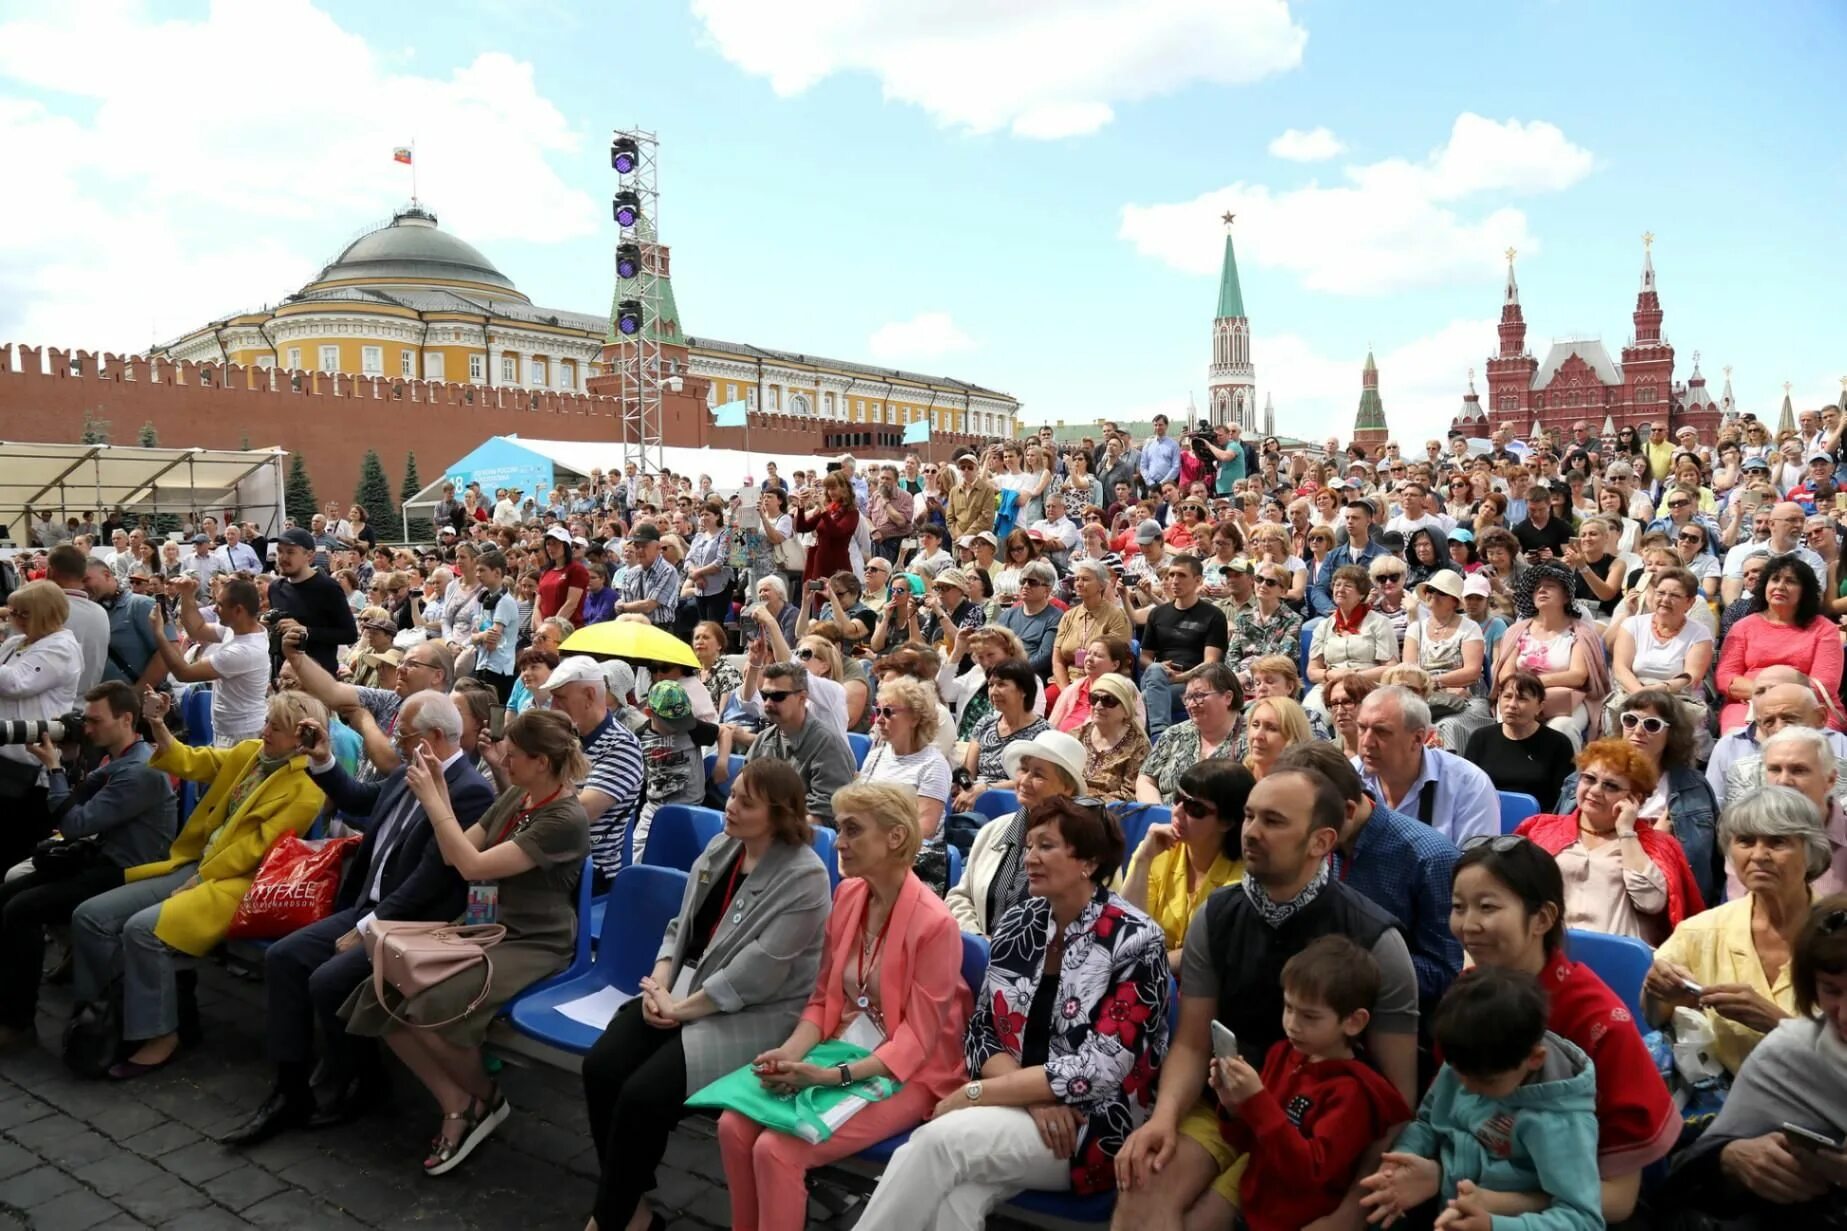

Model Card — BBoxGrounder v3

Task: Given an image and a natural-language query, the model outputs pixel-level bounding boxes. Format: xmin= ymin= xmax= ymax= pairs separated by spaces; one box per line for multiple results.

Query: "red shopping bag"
xmin=227 ymin=833 xmax=361 ymax=940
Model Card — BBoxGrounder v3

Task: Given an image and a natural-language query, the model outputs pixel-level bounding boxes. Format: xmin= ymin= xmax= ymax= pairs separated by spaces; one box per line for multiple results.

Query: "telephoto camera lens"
xmin=0 ymin=712 xmax=83 ymax=745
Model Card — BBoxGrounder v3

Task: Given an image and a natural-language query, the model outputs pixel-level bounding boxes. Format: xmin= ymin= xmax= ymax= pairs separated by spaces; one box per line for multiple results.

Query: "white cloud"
xmin=1267 ymin=126 xmax=1344 ymax=162
xmin=0 ymin=0 xmax=597 ymax=350
xmin=690 ymin=0 xmax=1307 ymax=138
xmin=1255 ymin=319 xmax=1494 ymax=446
xmin=868 ymin=312 xmax=975 ymax=362
xmin=1121 ymin=113 xmax=1596 ymax=295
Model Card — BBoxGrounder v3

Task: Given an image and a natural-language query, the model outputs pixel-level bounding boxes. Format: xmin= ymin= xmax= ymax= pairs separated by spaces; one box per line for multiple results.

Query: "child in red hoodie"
xmin=1209 ymin=935 xmax=1413 ymax=1231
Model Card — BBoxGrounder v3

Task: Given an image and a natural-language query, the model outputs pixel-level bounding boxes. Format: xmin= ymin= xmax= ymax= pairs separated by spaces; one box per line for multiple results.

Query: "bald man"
xmin=1760 ymin=502 xmax=1828 ymax=584
xmin=1708 ymin=671 xmax=1847 ymax=804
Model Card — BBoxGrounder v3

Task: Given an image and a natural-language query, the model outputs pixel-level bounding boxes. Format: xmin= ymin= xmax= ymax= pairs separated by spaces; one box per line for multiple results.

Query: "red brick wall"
xmin=0 ymin=343 xmax=994 ymax=506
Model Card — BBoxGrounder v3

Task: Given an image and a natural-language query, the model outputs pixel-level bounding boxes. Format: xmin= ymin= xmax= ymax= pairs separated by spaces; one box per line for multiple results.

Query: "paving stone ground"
xmin=0 ymin=959 xmax=1053 ymax=1230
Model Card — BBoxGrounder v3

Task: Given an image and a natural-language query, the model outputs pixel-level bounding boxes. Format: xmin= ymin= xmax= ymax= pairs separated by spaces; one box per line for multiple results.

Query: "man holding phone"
xmin=465 ymin=552 xmax=521 ymax=704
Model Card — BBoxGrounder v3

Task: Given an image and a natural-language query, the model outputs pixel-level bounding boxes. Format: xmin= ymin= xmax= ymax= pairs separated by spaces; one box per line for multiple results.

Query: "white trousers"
xmin=856 ymin=1105 xmax=1072 ymax=1231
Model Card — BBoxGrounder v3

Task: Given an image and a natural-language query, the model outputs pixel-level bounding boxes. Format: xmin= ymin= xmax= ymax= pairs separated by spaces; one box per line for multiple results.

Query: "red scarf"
xmin=1331 ymin=600 xmax=1372 ymax=636
xmin=1515 ymin=811 xmax=1707 ymax=928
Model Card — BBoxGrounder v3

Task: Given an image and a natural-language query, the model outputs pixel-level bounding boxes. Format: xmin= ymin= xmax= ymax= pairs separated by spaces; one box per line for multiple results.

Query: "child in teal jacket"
xmin=1360 ymin=967 xmax=1604 ymax=1231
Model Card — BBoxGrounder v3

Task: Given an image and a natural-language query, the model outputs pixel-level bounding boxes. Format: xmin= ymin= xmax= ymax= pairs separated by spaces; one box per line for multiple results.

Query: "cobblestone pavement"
xmin=0 ymin=962 xmax=1052 ymax=1230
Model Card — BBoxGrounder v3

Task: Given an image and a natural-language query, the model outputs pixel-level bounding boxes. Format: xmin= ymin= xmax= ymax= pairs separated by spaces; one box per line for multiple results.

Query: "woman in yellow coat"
xmin=70 ymin=689 xmax=326 ymax=1079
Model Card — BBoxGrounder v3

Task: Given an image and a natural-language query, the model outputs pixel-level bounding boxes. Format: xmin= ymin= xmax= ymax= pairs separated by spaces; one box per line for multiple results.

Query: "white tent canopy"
xmin=0 ymin=442 xmax=288 ymax=546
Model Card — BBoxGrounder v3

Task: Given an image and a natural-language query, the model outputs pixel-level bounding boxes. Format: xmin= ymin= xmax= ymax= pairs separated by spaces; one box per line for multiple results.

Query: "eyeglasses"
xmin=1461 ymin=833 xmax=1530 ymax=853
xmin=1578 ymin=771 xmax=1633 ymax=794
xmin=869 ymin=704 xmax=909 ymax=719
xmin=1092 ymin=693 xmax=1123 ymax=710
xmin=1182 ymin=692 xmax=1221 ymax=708
xmin=760 ymin=689 xmax=800 ymax=703
xmin=1021 ymin=578 xmax=1050 ymax=589
xmin=1255 ymin=576 xmax=1283 ymax=588
xmin=1619 ymin=712 xmax=1668 ymax=735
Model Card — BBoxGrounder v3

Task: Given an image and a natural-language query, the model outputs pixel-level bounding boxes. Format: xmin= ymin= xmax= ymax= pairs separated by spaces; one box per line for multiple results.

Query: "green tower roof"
xmin=606 ymin=257 xmax=684 ymax=347
xmin=1216 ymin=230 xmax=1245 ymax=319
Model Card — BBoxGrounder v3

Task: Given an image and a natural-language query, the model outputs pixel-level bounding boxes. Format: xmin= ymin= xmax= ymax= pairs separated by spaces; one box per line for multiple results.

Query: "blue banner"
xmin=713 ymin=400 xmax=749 ymax=428
xmin=902 ymin=418 xmax=931 ymax=444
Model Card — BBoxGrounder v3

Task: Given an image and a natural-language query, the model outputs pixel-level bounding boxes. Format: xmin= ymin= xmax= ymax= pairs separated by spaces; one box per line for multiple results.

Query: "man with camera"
xmin=146 ymin=576 xmax=271 ymax=746
xmin=267 ymin=527 xmax=358 ymax=677
xmin=0 ymin=682 xmax=176 ymax=1049
xmin=222 ymin=691 xmax=495 ymax=1146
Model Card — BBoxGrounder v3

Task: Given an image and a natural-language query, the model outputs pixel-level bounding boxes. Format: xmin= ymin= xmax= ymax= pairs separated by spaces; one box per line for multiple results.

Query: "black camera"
xmin=0 ymin=712 xmax=84 ymax=746
xmin=259 ymin=609 xmax=283 ymax=627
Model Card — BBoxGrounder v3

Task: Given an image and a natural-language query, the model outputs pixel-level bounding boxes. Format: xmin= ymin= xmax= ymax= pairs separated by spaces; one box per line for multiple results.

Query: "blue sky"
xmin=2 ymin=0 xmax=1842 ymax=445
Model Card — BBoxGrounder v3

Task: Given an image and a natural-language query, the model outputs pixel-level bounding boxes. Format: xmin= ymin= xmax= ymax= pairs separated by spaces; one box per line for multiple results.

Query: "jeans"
xmin=1139 ymin=663 xmax=1187 ymax=742
xmin=70 ymin=864 xmax=196 ymax=1041
xmin=855 ymin=1105 xmax=1071 ymax=1231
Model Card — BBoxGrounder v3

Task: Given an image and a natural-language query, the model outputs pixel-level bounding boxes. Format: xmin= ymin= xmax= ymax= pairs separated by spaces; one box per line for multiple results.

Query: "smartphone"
xmin=1679 ymin=978 xmax=1705 ymax=997
xmin=489 ymin=706 xmax=507 ymax=740
xmin=1781 ymin=1122 xmax=1844 ymax=1152
xmin=295 ymin=721 xmax=321 ymax=751
xmin=1210 ymin=1021 xmax=1239 ymax=1063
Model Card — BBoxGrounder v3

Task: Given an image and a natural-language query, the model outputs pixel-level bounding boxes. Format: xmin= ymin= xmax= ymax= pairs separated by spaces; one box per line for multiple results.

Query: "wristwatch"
xmin=965 ymin=1080 xmax=983 ymax=1103
xmin=836 ymin=1062 xmax=854 ymax=1087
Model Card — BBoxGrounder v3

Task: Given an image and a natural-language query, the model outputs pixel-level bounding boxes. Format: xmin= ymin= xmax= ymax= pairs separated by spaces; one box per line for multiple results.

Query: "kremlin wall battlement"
xmin=0 ymin=343 xmax=989 ymax=511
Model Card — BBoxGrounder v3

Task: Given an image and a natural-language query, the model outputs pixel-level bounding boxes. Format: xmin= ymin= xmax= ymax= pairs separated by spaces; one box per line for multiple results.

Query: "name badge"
xmin=840 ymin=1009 xmax=885 ymax=1052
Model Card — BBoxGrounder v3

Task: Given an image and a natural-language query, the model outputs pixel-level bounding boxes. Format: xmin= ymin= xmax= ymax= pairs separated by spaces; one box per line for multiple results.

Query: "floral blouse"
xmin=968 ymin=888 xmax=1171 ymax=1195
xmin=1226 ymin=603 xmax=1304 ymax=673
xmin=1074 ymin=719 xmax=1152 ymax=803
xmin=1141 ymin=719 xmax=1241 ymax=802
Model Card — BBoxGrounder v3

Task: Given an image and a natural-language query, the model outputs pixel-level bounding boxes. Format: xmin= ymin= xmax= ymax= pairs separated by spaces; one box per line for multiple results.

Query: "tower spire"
xmin=1497 ymin=247 xmax=1527 ymax=359
xmin=1630 ymin=231 xmax=1663 ymax=347
xmin=1504 ymin=246 xmax=1520 ymax=305
xmin=1262 ymin=391 xmax=1274 ymax=437
xmin=1722 ymin=364 xmax=1736 ymax=419
xmin=1351 ymin=348 xmax=1388 ymax=450
xmin=1206 ymin=211 xmax=1255 ymax=430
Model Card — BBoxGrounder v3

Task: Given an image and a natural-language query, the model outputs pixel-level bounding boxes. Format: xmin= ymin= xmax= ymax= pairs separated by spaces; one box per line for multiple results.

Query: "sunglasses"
xmin=1619 ymin=712 xmax=1668 ymax=735
xmin=1461 ymin=833 xmax=1530 ymax=853
xmin=1175 ymin=792 xmax=1214 ymax=818
xmin=869 ymin=704 xmax=909 ymax=719
xmin=794 ymin=647 xmax=818 ymax=660
xmin=760 ymin=689 xmax=800 ymax=703
xmin=1092 ymin=693 xmax=1123 ymax=710
xmin=1374 ymin=572 xmax=1404 ymax=583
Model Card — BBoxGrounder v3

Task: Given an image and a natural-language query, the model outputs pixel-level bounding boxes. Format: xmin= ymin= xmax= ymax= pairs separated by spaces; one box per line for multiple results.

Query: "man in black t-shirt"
xmin=268 ymin=528 xmax=358 ymax=677
xmin=1138 ymin=555 xmax=1229 ymax=741
xmin=1512 ymin=482 xmax=1573 ymax=560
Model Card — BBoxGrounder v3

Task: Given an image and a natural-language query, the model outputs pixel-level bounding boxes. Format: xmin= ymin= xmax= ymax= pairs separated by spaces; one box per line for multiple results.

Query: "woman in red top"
xmin=794 ymin=472 xmax=859 ymax=587
xmin=533 ymin=525 xmax=588 ymax=632
xmin=1450 ymin=834 xmax=1679 ymax=1222
xmin=1514 ymin=738 xmax=1704 ymax=945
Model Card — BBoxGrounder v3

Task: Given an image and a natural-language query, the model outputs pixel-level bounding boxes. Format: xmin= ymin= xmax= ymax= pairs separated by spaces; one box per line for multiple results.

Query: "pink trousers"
xmin=717 ymin=1082 xmax=939 ymax=1231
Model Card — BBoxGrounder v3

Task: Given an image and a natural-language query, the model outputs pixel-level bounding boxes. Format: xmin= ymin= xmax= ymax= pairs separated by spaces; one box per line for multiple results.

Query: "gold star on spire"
xmin=1504 ymin=246 xmax=1517 ymax=264
xmin=1642 ymin=231 xmax=1654 ymax=250
xmin=1785 ymin=381 xmax=1793 ymax=395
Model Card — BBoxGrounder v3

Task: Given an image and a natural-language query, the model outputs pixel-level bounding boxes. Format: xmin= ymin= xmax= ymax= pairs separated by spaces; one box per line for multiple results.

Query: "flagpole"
xmin=410 ymin=137 xmax=418 ymax=206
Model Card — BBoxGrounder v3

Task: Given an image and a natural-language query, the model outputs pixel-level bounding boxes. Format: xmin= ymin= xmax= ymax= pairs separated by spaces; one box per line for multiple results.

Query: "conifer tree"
xmin=137 ymin=421 xmax=159 ymax=447
xmin=400 ymin=451 xmax=432 ymax=542
xmin=353 ymin=450 xmax=395 ymax=534
xmin=285 ymin=454 xmax=318 ymax=527
xmin=80 ymin=409 xmax=111 ymax=444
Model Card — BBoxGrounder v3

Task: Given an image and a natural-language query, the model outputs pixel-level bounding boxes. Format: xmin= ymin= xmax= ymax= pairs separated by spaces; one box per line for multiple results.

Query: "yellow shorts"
xmin=1179 ymin=1100 xmax=1249 ymax=1207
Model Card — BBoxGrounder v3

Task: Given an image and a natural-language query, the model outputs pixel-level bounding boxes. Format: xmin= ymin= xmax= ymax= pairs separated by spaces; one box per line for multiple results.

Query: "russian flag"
xmin=392 ymin=147 xmax=413 ymax=165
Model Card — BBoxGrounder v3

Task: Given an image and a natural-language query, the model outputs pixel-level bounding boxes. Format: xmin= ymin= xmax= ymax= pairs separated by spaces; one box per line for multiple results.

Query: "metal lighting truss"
xmin=611 ymin=127 xmax=664 ymax=476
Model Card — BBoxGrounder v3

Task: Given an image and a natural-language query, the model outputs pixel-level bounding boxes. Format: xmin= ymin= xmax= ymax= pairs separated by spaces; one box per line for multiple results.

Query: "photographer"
xmin=268 ymin=527 xmax=358 ymax=677
xmin=146 ymin=576 xmax=270 ymax=747
xmin=0 ymin=682 xmax=175 ymax=1048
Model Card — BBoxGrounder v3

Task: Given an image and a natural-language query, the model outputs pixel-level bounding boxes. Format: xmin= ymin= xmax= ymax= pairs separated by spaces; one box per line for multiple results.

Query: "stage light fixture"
xmin=616 ymin=242 xmax=641 ymax=280
xmin=617 ymin=300 xmax=644 ymax=335
xmin=611 ymin=136 xmax=638 ymax=174
xmin=612 ymin=191 xmax=641 ymax=227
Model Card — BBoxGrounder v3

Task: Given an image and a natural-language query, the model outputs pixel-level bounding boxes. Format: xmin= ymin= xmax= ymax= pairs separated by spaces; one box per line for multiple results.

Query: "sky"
xmin=2 ymin=0 xmax=1843 ymax=447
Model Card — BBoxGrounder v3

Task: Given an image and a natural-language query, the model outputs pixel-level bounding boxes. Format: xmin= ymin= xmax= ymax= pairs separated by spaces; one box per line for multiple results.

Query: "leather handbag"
xmin=363 ymin=920 xmax=506 ymax=1029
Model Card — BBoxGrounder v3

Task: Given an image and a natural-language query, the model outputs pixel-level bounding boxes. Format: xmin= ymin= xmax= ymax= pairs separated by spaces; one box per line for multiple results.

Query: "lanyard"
xmin=495 ymin=784 xmax=565 ymax=846
xmin=708 ymin=853 xmax=746 ymax=944
xmin=855 ymin=896 xmax=898 ymax=996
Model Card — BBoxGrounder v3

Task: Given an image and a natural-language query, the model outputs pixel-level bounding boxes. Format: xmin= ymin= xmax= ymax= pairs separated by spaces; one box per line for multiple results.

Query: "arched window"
xmin=790 ymin=393 xmax=810 ymax=416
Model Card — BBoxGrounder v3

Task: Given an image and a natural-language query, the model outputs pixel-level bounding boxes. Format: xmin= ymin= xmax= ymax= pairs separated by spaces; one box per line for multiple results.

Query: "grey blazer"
xmin=657 ymin=834 xmax=832 ymax=1094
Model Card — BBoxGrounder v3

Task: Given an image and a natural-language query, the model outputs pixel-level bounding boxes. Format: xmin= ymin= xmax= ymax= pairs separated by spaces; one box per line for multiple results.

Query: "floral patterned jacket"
xmin=967 ymin=887 xmax=1171 ymax=1195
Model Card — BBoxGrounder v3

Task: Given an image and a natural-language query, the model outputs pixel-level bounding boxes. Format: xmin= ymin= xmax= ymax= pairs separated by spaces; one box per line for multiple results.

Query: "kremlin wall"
xmin=0 ymin=344 xmax=993 ymax=510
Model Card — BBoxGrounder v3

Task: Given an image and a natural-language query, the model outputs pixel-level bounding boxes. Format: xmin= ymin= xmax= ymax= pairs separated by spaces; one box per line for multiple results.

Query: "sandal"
xmin=472 ymin=1084 xmax=511 ymax=1137
xmin=422 ymin=1106 xmax=480 ymax=1176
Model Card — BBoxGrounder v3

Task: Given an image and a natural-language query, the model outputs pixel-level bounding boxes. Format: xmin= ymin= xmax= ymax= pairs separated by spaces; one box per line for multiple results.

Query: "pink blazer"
xmin=800 ymin=872 xmax=973 ymax=1100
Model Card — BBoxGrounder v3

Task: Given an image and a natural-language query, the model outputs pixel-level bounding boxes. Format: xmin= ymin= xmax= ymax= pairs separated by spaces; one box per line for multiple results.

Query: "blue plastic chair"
xmin=811 ymin=825 xmax=841 ymax=890
xmin=179 ymin=686 xmax=213 ymax=747
xmin=1298 ymin=619 xmax=1319 ymax=681
xmin=972 ymin=789 xmax=1019 ymax=822
xmin=1110 ymin=802 xmax=1171 ymax=872
xmin=704 ymin=753 xmax=746 ymax=804
xmin=177 ymin=780 xmax=201 ymax=823
xmin=504 ymin=865 xmax=689 ymax=1053
xmin=847 ymin=733 xmax=872 ymax=768
xmin=1566 ymin=927 xmax=1654 ymax=1021
xmin=638 ymin=805 xmax=724 ymax=873
xmin=1497 ymin=791 xmax=1542 ymax=834
xmin=945 ymin=842 xmax=963 ymax=890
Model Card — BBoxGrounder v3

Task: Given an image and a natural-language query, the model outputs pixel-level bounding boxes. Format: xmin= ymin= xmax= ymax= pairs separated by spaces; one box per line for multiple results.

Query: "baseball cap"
xmin=536 ymin=656 xmax=604 ymax=697
xmin=189 ymin=533 xmax=210 ymax=544
xmin=1807 ymin=450 xmax=1834 ymax=465
xmin=1742 ymin=455 xmax=1771 ymax=472
xmin=628 ymin=522 xmax=662 ymax=544
xmin=1462 ymin=573 xmax=1493 ymax=599
xmin=933 ymin=567 xmax=972 ymax=592
xmin=600 ymin=659 xmax=637 ymax=705
xmin=1134 ymin=519 xmax=1163 ymax=545
xmin=277 ymin=527 xmax=316 ymax=551
xmin=647 ymin=680 xmax=696 ymax=732
xmin=543 ymin=525 xmax=572 ymax=544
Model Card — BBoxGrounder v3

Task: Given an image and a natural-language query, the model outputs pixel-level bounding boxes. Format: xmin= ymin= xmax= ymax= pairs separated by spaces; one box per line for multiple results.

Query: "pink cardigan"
xmin=800 ymin=872 xmax=973 ymax=1098
xmin=1714 ymin=613 xmax=1844 ymax=731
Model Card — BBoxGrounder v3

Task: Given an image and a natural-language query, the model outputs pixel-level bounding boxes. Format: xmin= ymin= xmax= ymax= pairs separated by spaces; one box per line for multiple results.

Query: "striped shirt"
xmin=580 ymin=713 xmax=646 ymax=879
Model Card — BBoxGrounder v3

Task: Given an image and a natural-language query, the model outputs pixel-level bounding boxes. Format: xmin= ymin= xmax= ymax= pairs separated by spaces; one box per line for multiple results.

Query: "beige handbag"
xmin=364 ymin=920 xmax=506 ymax=1029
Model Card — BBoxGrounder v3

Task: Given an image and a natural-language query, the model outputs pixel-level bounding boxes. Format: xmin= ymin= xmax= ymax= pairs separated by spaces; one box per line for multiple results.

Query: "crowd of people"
xmin=0 ymin=407 xmax=1845 ymax=1230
